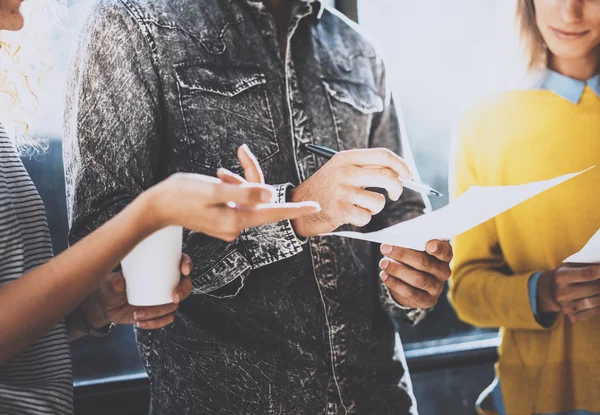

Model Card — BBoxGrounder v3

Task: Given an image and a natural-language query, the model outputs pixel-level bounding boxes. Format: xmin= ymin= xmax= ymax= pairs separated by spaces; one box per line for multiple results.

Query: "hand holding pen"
xmin=288 ymin=146 xmax=423 ymax=237
xmin=305 ymin=144 xmax=442 ymax=197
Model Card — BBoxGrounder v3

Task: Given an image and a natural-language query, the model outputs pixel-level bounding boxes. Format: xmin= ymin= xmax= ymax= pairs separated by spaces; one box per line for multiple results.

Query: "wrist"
xmin=537 ymin=271 xmax=561 ymax=313
xmin=288 ymin=188 xmax=309 ymax=238
xmin=135 ymin=183 xmax=171 ymax=233
xmin=80 ymin=293 xmax=111 ymax=330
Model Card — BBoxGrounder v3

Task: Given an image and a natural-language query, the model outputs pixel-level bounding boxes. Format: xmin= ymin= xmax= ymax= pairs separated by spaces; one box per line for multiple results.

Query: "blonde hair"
xmin=516 ymin=0 xmax=549 ymax=71
xmin=0 ymin=0 xmax=65 ymax=153
xmin=517 ymin=0 xmax=600 ymax=73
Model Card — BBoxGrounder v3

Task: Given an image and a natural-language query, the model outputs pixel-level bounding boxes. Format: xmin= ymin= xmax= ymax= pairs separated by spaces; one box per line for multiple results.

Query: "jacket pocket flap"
xmin=192 ymin=249 xmax=251 ymax=294
xmin=175 ymin=61 xmax=266 ymax=97
xmin=322 ymin=79 xmax=384 ymax=114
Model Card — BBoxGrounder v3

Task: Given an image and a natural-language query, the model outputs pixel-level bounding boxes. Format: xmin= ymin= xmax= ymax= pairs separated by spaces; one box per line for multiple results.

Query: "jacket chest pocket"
xmin=175 ymin=61 xmax=280 ymax=174
xmin=322 ymin=78 xmax=384 ymax=150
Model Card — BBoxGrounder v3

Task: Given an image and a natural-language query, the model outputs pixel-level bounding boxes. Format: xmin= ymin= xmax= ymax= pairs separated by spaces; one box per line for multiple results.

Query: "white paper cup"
xmin=121 ymin=226 xmax=183 ymax=306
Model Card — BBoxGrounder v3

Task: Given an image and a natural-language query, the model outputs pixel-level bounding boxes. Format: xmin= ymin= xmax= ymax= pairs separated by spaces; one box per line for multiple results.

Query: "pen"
xmin=305 ymin=144 xmax=443 ymax=197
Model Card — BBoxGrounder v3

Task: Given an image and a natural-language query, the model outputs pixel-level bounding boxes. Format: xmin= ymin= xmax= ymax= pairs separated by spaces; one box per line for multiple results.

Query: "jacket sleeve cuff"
xmin=528 ymin=272 xmax=558 ymax=329
xmin=237 ymin=183 xmax=304 ymax=269
xmin=380 ymin=282 xmax=429 ymax=326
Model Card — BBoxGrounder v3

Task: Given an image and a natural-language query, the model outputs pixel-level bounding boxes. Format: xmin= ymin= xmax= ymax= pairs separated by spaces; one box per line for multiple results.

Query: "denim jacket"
xmin=64 ymin=0 xmax=428 ymax=413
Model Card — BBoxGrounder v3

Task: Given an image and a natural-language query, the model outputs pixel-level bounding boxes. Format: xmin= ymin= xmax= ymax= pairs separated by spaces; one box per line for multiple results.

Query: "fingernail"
xmin=241 ymin=144 xmax=250 ymax=154
xmin=136 ymin=321 xmax=146 ymax=328
xmin=381 ymin=244 xmax=393 ymax=255
xmin=380 ymin=258 xmax=389 ymax=270
xmin=134 ymin=311 xmax=146 ymax=320
xmin=380 ymin=272 xmax=389 ymax=282
xmin=428 ymin=243 xmax=438 ymax=254
xmin=173 ymin=293 xmax=181 ymax=304
xmin=307 ymin=201 xmax=321 ymax=212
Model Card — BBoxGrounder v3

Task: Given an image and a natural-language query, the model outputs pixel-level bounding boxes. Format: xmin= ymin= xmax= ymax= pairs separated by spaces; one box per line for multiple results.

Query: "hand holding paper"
xmin=380 ymin=240 xmax=453 ymax=309
xmin=536 ymin=262 xmax=600 ymax=324
xmin=541 ymin=227 xmax=600 ymax=323
xmin=325 ymin=167 xmax=594 ymax=251
xmin=289 ymin=148 xmax=411 ymax=237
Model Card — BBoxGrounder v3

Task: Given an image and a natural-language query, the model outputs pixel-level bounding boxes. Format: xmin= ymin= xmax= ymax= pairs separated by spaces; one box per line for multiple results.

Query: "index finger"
xmin=217 ymin=168 xmax=247 ymax=185
xmin=237 ymin=202 xmax=321 ymax=229
xmin=334 ymin=148 xmax=412 ymax=180
xmin=202 ymin=182 xmax=276 ymax=206
xmin=134 ymin=303 xmax=178 ymax=322
xmin=557 ymin=265 xmax=600 ymax=284
xmin=380 ymin=244 xmax=450 ymax=282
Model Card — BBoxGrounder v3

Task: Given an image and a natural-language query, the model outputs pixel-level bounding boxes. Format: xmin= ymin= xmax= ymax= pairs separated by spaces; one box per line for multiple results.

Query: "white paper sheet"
xmin=564 ymin=228 xmax=600 ymax=264
xmin=324 ymin=167 xmax=593 ymax=251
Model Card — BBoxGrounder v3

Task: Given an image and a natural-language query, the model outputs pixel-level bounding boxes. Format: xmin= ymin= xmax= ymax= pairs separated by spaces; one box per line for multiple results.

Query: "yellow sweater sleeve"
xmin=448 ymin=109 xmax=547 ymax=331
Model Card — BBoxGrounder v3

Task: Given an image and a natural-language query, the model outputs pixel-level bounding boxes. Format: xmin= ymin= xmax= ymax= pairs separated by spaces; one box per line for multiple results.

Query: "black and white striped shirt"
xmin=0 ymin=127 xmax=73 ymax=414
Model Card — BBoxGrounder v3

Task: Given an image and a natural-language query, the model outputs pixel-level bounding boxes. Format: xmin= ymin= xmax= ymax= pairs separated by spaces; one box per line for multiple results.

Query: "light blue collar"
xmin=534 ymin=70 xmax=600 ymax=104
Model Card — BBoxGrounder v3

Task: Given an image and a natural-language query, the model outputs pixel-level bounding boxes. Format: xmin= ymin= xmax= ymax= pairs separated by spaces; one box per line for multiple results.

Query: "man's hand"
xmin=81 ymin=254 xmax=194 ymax=330
xmin=379 ymin=240 xmax=453 ymax=309
xmin=286 ymin=148 xmax=412 ymax=238
xmin=537 ymin=264 xmax=600 ymax=323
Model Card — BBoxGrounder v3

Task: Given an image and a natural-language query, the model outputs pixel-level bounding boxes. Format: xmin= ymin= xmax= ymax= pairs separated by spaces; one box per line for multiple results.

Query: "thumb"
xmin=180 ymin=254 xmax=193 ymax=276
xmin=426 ymin=240 xmax=453 ymax=262
xmin=110 ymin=273 xmax=127 ymax=295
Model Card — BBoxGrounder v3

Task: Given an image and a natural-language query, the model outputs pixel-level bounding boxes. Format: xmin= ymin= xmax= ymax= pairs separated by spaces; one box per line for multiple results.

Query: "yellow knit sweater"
xmin=450 ymin=86 xmax=600 ymax=415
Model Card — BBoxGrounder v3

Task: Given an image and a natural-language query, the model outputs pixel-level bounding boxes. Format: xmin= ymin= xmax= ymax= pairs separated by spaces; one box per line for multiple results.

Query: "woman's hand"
xmin=146 ymin=146 xmax=320 ymax=242
xmin=80 ymin=254 xmax=194 ymax=330
xmin=537 ymin=264 xmax=600 ymax=323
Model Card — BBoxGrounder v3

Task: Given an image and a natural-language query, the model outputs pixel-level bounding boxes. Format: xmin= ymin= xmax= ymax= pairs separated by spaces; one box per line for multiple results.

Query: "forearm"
xmin=449 ymin=265 xmax=548 ymax=330
xmin=0 ymin=191 xmax=158 ymax=363
xmin=66 ymin=311 xmax=86 ymax=342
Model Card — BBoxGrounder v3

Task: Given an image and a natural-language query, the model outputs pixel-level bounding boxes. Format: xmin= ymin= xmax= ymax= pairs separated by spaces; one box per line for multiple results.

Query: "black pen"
xmin=305 ymin=144 xmax=442 ymax=197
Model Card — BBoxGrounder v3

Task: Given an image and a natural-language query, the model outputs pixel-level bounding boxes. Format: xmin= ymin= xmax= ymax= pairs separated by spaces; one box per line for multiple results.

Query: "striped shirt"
xmin=0 ymin=127 xmax=73 ymax=414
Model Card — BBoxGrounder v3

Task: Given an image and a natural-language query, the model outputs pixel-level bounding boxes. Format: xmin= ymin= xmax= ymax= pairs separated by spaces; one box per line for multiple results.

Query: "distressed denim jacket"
xmin=64 ymin=0 xmax=428 ymax=413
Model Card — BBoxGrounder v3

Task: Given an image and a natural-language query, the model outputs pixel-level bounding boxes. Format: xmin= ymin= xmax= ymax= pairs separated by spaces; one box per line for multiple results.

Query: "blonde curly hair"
xmin=0 ymin=0 xmax=65 ymax=153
